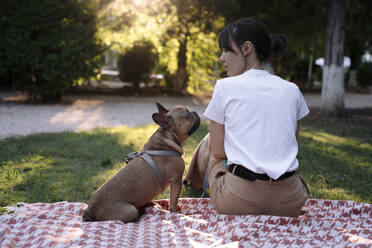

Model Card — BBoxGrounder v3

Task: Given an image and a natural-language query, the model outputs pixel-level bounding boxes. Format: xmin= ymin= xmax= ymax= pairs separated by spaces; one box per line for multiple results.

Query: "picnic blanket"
xmin=1 ymin=198 xmax=371 ymax=248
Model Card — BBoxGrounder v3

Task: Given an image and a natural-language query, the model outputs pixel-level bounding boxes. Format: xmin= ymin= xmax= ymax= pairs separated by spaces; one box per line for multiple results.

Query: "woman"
xmin=199 ymin=18 xmax=309 ymax=217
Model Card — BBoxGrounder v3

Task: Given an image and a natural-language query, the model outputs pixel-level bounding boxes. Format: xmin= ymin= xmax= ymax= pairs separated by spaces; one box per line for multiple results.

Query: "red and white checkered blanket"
xmin=1 ymin=198 xmax=371 ymax=247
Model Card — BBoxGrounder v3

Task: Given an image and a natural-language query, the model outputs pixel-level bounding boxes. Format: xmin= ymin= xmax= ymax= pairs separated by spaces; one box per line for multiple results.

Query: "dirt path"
xmin=0 ymin=93 xmax=209 ymax=139
xmin=1 ymin=92 xmax=371 ymax=139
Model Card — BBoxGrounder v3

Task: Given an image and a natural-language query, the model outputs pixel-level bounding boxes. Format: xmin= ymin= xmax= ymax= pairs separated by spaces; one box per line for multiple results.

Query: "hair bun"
xmin=271 ymin=34 xmax=287 ymax=57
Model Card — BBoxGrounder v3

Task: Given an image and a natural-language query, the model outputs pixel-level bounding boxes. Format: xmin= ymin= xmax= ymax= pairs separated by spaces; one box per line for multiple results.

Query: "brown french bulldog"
xmin=82 ymin=103 xmax=200 ymax=223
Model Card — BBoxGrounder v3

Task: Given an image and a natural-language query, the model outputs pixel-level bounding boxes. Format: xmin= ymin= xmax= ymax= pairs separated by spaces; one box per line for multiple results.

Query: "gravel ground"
xmin=1 ymin=91 xmax=372 ymax=139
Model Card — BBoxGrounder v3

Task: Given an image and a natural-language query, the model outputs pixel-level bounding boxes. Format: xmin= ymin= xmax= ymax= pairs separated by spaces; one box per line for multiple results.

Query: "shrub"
xmin=0 ymin=0 xmax=105 ymax=101
xmin=117 ymin=41 xmax=157 ymax=89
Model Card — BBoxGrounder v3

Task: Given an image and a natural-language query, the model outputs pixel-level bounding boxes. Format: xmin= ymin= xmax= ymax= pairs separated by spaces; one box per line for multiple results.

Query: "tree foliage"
xmin=211 ymin=0 xmax=327 ymax=82
xmin=98 ymin=0 xmax=370 ymax=95
xmin=93 ymin=0 xmax=137 ymax=45
xmin=0 ymin=0 xmax=105 ymax=101
xmin=345 ymin=0 xmax=372 ymax=87
xmin=1 ymin=0 xmax=370 ymax=98
xmin=158 ymin=0 xmax=224 ymax=93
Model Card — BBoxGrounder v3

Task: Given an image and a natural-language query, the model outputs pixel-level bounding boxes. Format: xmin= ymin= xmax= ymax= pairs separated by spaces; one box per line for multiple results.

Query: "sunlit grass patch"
xmin=1 ymin=116 xmax=371 ymax=209
xmin=0 ymin=123 xmax=209 ymax=207
xmin=0 ymin=128 xmax=135 ymax=206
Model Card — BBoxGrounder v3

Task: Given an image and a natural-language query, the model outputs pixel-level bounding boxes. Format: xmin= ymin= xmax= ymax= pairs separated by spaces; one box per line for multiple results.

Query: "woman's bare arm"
xmin=209 ymin=120 xmax=227 ymax=159
xmin=296 ymin=120 xmax=301 ymax=140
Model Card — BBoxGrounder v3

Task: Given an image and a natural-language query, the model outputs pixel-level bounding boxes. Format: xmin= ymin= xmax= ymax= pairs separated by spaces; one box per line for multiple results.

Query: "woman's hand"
xmin=209 ymin=120 xmax=227 ymax=159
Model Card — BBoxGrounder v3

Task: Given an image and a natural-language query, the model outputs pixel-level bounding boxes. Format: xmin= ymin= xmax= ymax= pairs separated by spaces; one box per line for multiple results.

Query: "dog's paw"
xmin=169 ymin=205 xmax=181 ymax=213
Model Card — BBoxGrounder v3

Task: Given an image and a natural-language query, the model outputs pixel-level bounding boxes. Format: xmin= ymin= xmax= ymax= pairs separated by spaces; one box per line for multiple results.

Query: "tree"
xmin=211 ymin=0 xmax=326 ymax=84
xmin=0 ymin=0 xmax=105 ymax=101
xmin=93 ymin=0 xmax=136 ymax=44
xmin=161 ymin=0 xmax=224 ymax=94
xmin=91 ymin=0 xmax=224 ymax=94
xmin=321 ymin=0 xmax=345 ymax=116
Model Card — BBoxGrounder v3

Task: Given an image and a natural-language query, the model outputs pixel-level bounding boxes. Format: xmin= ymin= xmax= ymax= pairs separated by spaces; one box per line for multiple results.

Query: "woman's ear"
xmin=242 ymin=41 xmax=253 ymax=57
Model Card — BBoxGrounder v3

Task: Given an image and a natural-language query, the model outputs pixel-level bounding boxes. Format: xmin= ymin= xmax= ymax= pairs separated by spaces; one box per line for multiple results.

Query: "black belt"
xmin=228 ymin=164 xmax=295 ymax=181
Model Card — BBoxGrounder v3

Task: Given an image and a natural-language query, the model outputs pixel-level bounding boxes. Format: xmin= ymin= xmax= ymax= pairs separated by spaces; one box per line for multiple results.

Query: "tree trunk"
xmin=348 ymin=69 xmax=357 ymax=88
xmin=321 ymin=0 xmax=345 ymax=116
xmin=307 ymin=54 xmax=314 ymax=87
xmin=348 ymin=53 xmax=362 ymax=88
xmin=172 ymin=35 xmax=189 ymax=94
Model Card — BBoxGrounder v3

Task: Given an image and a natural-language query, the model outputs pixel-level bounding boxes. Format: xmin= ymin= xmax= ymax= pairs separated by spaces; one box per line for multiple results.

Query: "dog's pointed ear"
xmin=156 ymin=102 xmax=169 ymax=114
xmin=152 ymin=113 xmax=171 ymax=128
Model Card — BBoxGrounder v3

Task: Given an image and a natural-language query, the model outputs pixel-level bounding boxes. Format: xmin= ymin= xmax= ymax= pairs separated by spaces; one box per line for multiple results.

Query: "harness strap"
xmin=125 ymin=150 xmax=182 ymax=192
xmin=146 ymin=150 xmax=182 ymax=157
xmin=141 ymin=153 xmax=166 ymax=191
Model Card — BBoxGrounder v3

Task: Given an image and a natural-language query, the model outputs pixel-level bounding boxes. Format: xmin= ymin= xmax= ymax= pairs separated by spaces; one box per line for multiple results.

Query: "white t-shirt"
xmin=204 ymin=69 xmax=309 ymax=180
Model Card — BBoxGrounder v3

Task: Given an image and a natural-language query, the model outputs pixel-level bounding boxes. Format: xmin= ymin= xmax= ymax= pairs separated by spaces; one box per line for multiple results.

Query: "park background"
xmin=0 ymin=0 xmax=371 ymax=213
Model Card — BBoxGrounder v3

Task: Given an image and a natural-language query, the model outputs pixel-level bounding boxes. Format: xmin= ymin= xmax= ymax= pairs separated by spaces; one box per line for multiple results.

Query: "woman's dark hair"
xmin=218 ymin=18 xmax=287 ymax=62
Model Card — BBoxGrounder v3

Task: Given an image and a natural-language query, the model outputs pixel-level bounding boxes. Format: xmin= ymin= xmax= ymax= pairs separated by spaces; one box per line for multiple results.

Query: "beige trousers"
xmin=208 ymin=155 xmax=309 ymax=217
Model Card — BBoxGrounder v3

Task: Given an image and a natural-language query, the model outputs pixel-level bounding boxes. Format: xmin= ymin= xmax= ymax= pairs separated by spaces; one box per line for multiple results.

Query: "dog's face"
xmin=152 ymin=103 xmax=200 ymax=139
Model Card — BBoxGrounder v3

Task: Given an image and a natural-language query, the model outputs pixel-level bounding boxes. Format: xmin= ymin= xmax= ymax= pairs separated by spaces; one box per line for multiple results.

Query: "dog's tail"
xmin=82 ymin=209 xmax=95 ymax=222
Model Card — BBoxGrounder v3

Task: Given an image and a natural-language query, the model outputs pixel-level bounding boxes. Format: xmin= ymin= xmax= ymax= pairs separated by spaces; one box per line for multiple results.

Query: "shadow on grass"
xmin=302 ymin=108 xmax=372 ymax=143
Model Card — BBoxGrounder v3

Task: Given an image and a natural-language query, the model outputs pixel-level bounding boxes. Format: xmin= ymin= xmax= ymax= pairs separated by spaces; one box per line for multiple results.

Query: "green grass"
xmin=0 ymin=123 xmax=207 ymax=210
xmin=299 ymin=112 xmax=372 ymax=203
xmin=0 ymin=112 xmax=371 ymax=212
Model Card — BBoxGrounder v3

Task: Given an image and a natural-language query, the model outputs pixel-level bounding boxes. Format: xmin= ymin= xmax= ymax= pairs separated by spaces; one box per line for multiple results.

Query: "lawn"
xmin=1 ymin=108 xmax=371 ymax=214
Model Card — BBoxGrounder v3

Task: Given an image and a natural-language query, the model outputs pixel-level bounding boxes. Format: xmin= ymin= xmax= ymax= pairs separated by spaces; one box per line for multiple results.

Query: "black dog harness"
xmin=125 ymin=150 xmax=182 ymax=191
